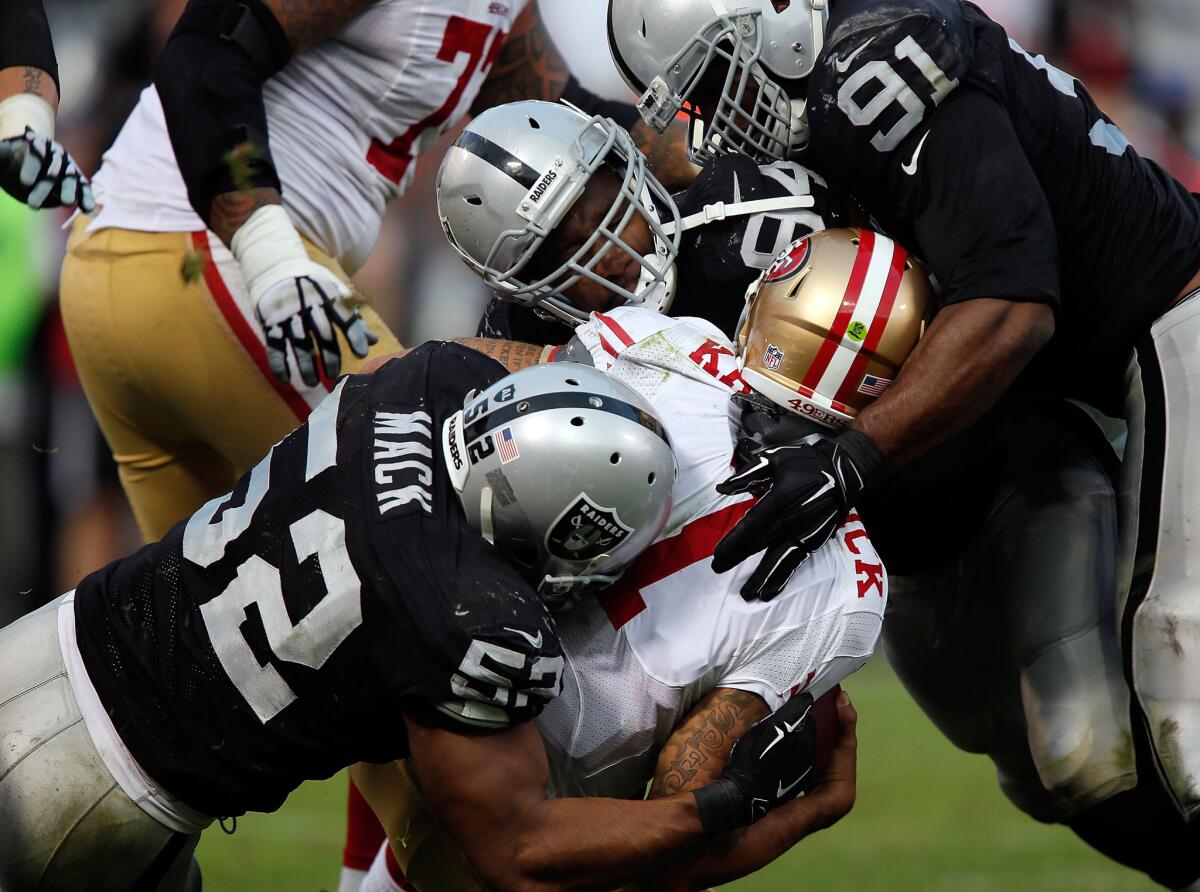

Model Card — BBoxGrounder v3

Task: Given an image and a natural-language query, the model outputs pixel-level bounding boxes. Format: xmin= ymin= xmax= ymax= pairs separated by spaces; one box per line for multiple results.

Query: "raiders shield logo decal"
xmin=546 ymin=493 xmax=633 ymax=561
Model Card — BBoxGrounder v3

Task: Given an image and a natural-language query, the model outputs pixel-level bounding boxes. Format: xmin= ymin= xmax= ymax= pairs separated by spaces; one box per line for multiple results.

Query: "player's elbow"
xmin=1011 ymin=301 xmax=1056 ymax=355
xmin=466 ymin=834 xmax=567 ymax=892
xmin=507 ymin=835 xmax=569 ymax=892
xmin=985 ymin=299 xmax=1056 ymax=367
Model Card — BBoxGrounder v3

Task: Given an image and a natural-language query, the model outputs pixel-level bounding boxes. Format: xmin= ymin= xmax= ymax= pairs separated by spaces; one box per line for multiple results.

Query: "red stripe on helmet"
xmin=832 ymin=242 xmax=908 ymax=406
xmin=801 ymin=229 xmax=875 ymax=390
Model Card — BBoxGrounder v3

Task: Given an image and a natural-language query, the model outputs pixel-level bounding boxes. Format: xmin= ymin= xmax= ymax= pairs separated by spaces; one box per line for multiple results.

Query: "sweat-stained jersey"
xmin=72 ymin=343 xmax=562 ymax=819
xmin=90 ymin=0 xmax=529 ymax=275
xmin=806 ymin=0 xmax=1200 ymax=411
xmin=536 ymin=306 xmax=885 ymax=799
xmin=477 ymin=153 xmax=848 ymax=344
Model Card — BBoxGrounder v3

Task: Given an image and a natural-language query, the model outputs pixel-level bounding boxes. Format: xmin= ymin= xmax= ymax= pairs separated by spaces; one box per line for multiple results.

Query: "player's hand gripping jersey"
xmin=806 ymin=0 xmax=1200 ymax=409
xmin=90 ymin=0 xmax=527 ymax=274
xmin=69 ymin=343 xmax=562 ymax=819
xmin=537 ymin=306 xmax=884 ymax=798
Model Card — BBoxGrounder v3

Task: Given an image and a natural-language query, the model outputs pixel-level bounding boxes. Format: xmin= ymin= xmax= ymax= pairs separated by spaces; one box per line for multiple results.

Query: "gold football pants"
xmin=351 ymin=760 xmax=481 ymax=891
xmin=59 ymin=218 xmax=401 ymax=541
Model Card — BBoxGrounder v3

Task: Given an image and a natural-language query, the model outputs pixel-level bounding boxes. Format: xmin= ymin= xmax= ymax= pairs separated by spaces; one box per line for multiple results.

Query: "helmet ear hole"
xmin=464 ymin=195 xmax=483 ymax=206
xmin=638 ymin=17 xmax=646 ymax=38
xmin=610 ymin=452 xmax=621 ymax=464
xmin=571 ymin=416 xmax=585 ymax=426
xmin=647 ymin=471 xmax=657 ymax=485
xmin=528 ymin=116 xmax=541 ymax=130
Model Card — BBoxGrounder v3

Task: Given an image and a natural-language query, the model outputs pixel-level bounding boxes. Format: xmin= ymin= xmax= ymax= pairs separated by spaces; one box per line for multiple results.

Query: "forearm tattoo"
xmin=456 ymin=338 xmax=545 ymax=373
xmin=267 ymin=0 xmax=375 ymax=53
xmin=649 ymin=688 xmax=769 ymax=798
xmin=209 ymin=186 xmax=283 ymax=248
xmin=471 ymin=3 xmax=569 ymax=115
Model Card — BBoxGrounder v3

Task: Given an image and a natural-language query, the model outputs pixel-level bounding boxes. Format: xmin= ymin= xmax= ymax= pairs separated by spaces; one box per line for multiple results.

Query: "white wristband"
xmin=229 ymin=204 xmax=313 ymax=304
xmin=0 ymin=93 xmax=56 ymax=140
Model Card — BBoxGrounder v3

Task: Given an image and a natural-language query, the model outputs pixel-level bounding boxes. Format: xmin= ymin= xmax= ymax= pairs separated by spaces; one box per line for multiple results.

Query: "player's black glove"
xmin=712 ymin=429 xmax=885 ymax=602
xmin=0 ymin=128 xmax=95 ymax=211
xmin=693 ymin=693 xmax=818 ymax=834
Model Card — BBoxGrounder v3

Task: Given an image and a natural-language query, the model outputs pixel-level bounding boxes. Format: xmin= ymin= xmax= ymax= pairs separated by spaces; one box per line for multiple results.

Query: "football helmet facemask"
xmin=437 ymin=100 xmax=681 ymax=326
xmin=607 ymin=0 xmax=828 ymax=163
xmin=738 ymin=228 xmax=931 ymax=429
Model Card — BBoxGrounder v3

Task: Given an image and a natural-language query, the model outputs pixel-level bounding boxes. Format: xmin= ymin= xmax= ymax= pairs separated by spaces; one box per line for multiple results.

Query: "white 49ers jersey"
xmin=90 ymin=0 xmax=528 ymax=274
xmin=536 ymin=306 xmax=887 ymax=799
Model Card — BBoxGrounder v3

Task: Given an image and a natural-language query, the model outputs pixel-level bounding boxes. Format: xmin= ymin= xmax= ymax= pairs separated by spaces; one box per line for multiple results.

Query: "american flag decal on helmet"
xmin=497 ymin=427 xmax=521 ymax=463
xmin=858 ymin=374 xmax=893 ymax=397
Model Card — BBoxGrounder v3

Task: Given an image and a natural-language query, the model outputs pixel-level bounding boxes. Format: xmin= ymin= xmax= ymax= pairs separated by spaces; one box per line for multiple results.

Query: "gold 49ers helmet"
xmin=737 ymin=228 xmax=931 ymax=429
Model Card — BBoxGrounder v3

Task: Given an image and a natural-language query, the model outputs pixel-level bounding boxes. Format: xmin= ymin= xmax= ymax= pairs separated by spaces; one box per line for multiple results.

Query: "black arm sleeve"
xmin=155 ymin=0 xmax=291 ymax=224
xmin=0 ymin=0 xmax=58 ymax=90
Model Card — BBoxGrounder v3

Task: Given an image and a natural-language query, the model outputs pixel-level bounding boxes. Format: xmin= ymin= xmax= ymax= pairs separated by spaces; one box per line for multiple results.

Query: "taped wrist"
xmin=835 ymin=429 xmax=886 ymax=494
xmin=0 ymin=94 xmax=54 ymax=139
xmin=693 ymin=777 xmax=751 ymax=836
xmin=561 ymin=76 xmax=641 ymax=132
xmin=155 ymin=0 xmax=292 ymax=224
xmin=0 ymin=0 xmax=59 ymax=93
xmin=230 ymin=204 xmax=312 ymax=303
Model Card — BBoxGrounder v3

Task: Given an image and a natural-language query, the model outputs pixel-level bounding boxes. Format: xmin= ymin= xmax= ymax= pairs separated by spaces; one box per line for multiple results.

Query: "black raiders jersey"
xmin=477 ymin=153 xmax=848 ymax=344
xmin=807 ymin=0 xmax=1200 ymax=412
xmin=73 ymin=343 xmax=563 ymax=818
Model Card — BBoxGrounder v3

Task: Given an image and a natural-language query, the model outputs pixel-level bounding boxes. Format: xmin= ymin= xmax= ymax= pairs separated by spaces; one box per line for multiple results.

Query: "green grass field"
xmin=196 ymin=656 xmax=1156 ymax=891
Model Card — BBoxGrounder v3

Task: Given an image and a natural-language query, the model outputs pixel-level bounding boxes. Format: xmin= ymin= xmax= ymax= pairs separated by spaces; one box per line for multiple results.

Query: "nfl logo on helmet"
xmin=764 ymin=344 xmax=785 ymax=370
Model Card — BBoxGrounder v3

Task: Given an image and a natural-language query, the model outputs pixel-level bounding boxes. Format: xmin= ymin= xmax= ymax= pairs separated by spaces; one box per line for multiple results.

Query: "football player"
xmin=439 ymin=100 xmax=846 ymax=346
xmin=0 ymin=342 xmax=840 ymax=891
xmin=350 ymin=231 xmax=914 ymax=891
xmin=608 ymin=0 xmax=1200 ymax=823
xmin=739 ymin=237 xmax=1200 ymax=887
xmin=0 ymin=0 xmax=93 ymax=211
xmin=57 ymin=0 xmax=692 ymax=545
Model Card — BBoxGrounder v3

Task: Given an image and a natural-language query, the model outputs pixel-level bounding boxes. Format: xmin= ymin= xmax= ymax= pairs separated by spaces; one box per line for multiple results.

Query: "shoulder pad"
xmin=437 ymin=622 xmax=565 ymax=730
xmin=809 ymin=0 xmax=972 ymax=154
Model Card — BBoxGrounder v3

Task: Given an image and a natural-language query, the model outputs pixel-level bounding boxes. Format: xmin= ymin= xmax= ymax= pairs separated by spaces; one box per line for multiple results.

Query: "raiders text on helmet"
xmin=738 ymin=228 xmax=931 ymax=428
xmin=607 ymin=0 xmax=828 ymax=163
xmin=437 ymin=100 xmax=681 ymax=325
xmin=443 ymin=364 xmax=677 ymax=610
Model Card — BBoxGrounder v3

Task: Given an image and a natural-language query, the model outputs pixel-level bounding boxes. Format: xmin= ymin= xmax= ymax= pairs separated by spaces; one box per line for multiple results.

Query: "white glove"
xmin=232 ymin=205 xmax=378 ymax=386
xmin=0 ymin=94 xmax=94 ymax=212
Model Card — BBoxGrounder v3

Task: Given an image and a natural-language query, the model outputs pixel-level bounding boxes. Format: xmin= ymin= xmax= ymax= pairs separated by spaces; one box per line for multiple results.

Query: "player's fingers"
xmin=711 ymin=495 xmax=780 ymax=573
xmin=715 ymin=451 xmax=773 ymax=496
xmin=741 ymin=543 xmax=809 ymax=602
xmin=835 ymin=690 xmax=858 ymax=746
xmin=60 ymin=174 xmax=78 ymax=207
xmin=19 ymin=144 xmax=41 ymax=188
xmin=27 ymin=178 xmax=53 ymax=209
xmin=264 ymin=331 xmax=291 ymax=383
xmin=343 ymin=314 xmax=376 ymax=357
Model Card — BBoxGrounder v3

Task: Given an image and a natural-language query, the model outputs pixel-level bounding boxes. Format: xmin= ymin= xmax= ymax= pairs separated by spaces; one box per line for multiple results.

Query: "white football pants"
xmin=0 ymin=594 xmax=202 ymax=891
xmin=1123 ymin=288 xmax=1200 ymax=822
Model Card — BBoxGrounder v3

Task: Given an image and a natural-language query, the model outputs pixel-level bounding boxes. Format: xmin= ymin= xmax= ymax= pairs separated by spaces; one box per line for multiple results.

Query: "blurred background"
xmin=1 ymin=0 xmax=1195 ymax=887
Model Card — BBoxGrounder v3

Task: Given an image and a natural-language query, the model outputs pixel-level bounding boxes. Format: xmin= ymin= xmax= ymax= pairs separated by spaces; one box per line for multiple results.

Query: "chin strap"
xmin=811 ymin=0 xmax=827 ymax=62
xmin=661 ymin=193 xmax=816 ymax=237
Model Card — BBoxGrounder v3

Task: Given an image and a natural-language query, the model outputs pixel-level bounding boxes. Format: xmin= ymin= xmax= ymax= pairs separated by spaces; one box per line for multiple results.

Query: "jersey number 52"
xmin=182 ymin=382 xmax=362 ymax=723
